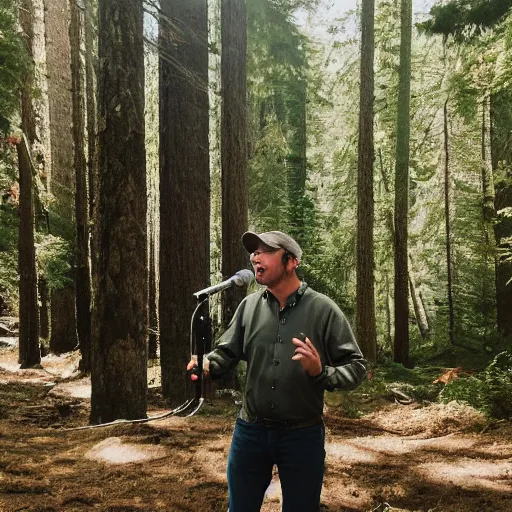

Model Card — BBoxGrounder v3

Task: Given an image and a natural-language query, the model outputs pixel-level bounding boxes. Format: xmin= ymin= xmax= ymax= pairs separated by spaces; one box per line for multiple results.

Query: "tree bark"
xmin=393 ymin=0 xmax=412 ymax=367
xmin=18 ymin=0 xmax=41 ymax=368
xmin=84 ymin=0 xmax=97 ymax=222
xmin=221 ymin=0 xmax=248 ymax=327
xmin=443 ymin=98 xmax=455 ymax=346
xmin=70 ymin=0 xmax=92 ymax=372
xmin=356 ymin=0 xmax=377 ymax=363
xmin=17 ymin=136 xmax=41 ymax=368
xmin=159 ymin=0 xmax=210 ymax=404
xmin=90 ymin=0 xmax=147 ymax=424
xmin=45 ymin=0 xmax=78 ymax=354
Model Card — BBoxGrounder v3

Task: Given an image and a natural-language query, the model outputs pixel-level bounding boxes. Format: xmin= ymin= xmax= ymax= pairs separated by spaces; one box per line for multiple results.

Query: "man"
xmin=188 ymin=230 xmax=367 ymax=512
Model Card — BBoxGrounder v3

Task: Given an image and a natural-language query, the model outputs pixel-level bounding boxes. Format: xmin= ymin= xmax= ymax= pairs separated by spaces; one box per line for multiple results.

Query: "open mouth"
xmin=256 ymin=267 xmax=265 ymax=276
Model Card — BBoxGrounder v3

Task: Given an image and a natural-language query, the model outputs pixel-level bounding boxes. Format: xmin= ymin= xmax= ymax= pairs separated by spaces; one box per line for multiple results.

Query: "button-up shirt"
xmin=207 ymin=282 xmax=367 ymax=423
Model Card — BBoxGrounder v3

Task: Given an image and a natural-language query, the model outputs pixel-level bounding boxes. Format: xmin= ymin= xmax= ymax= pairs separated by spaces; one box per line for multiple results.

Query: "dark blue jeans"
xmin=227 ymin=418 xmax=325 ymax=512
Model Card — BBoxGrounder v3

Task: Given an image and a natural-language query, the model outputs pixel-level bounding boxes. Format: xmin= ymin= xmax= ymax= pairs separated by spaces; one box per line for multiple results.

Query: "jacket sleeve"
xmin=205 ymin=299 xmax=246 ymax=379
xmin=313 ymin=303 xmax=368 ymax=391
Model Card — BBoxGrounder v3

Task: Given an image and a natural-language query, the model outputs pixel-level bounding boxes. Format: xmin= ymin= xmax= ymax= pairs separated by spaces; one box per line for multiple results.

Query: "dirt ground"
xmin=1 ymin=341 xmax=511 ymax=512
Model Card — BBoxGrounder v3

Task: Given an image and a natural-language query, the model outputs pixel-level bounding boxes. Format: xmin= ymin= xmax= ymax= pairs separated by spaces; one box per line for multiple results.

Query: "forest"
xmin=1 ymin=0 xmax=512 ymax=511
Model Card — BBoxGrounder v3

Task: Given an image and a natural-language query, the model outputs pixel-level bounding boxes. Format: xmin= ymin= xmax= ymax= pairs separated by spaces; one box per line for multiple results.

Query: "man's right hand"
xmin=186 ymin=355 xmax=210 ymax=381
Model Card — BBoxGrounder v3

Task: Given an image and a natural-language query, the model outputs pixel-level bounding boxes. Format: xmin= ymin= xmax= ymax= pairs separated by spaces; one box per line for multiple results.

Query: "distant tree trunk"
xmin=393 ymin=0 xmax=412 ymax=367
xmin=480 ymin=95 xmax=496 ymax=331
xmin=490 ymin=92 xmax=512 ymax=337
xmin=145 ymin=43 xmax=159 ymax=361
xmin=84 ymin=0 xmax=97 ymax=221
xmin=443 ymin=99 xmax=455 ymax=346
xmin=481 ymin=96 xmax=495 ymax=223
xmin=90 ymin=0 xmax=147 ymax=424
xmin=148 ymin=228 xmax=158 ymax=360
xmin=419 ymin=291 xmax=432 ymax=331
xmin=159 ymin=0 xmax=210 ymax=403
xmin=39 ymin=277 xmax=49 ymax=339
xmin=32 ymin=0 xmax=51 ymax=344
xmin=385 ymin=273 xmax=392 ymax=351
xmin=221 ymin=0 xmax=248 ymax=327
xmin=356 ymin=0 xmax=377 ymax=364
xmin=70 ymin=0 xmax=91 ymax=372
xmin=45 ymin=0 xmax=78 ymax=354
xmin=286 ymin=74 xmax=308 ymax=245
xmin=408 ymin=256 xmax=429 ymax=339
xmin=17 ymin=136 xmax=41 ymax=368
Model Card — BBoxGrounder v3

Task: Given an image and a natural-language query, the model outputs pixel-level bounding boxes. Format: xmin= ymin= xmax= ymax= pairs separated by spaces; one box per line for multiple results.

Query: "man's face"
xmin=250 ymin=243 xmax=291 ymax=288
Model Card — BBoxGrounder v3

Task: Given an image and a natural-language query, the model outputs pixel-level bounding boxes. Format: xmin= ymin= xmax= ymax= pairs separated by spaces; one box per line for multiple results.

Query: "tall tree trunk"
xmin=393 ymin=0 xmax=412 ymax=367
xmin=443 ymin=98 xmax=455 ymax=346
xmin=45 ymin=0 xmax=78 ymax=354
xmin=221 ymin=0 xmax=248 ymax=327
xmin=356 ymin=0 xmax=377 ymax=363
xmin=490 ymin=92 xmax=512 ymax=337
xmin=32 ymin=0 xmax=52 ymax=183
xmin=19 ymin=0 xmax=41 ymax=368
xmin=17 ymin=136 xmax=41 ymax=368
xmin=145 ymin=37 xmax=159 ymax=362
xmin=379 ymin=149 xmax=428 ymax=340
xmin=159 ymin=0 xmax=210 ymax=403
xmin=32 ymin=0 xmax=51 ymax=344
xmin=480 ymin=95 xmax=496 ymax=332
xmin=70 ymin=0 xmax=92 ymax=372
xmin=90 ymin=0 xmax=147 ymax=424
xmin=84 ymin=0 xmax=97 ymax=222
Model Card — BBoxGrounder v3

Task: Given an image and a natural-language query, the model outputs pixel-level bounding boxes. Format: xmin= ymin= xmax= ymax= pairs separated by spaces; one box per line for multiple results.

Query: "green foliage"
xmin=35 ymin=234 xmax=72 ymax=291
xmin=440 ymin=351 xmax=512 ymax=419
xmin=0 ymin=203 xmax=19 ymax=310
xmin=419 ymin=0 xmax=512 ymax=42
xmin=0 ymin=0 xmax=31 ymax=311
xmin=0 ymin=0 xmax=31 ymax=134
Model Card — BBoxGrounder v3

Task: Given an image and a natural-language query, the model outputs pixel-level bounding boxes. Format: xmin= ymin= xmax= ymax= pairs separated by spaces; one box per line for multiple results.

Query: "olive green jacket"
xmin=207 ymin=282 xmax=367 ymax=423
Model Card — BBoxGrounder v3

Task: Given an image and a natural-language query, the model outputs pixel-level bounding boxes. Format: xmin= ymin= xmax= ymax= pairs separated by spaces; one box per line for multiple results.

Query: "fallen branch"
xmin=390 ymin=387 xmax=414 ymax=405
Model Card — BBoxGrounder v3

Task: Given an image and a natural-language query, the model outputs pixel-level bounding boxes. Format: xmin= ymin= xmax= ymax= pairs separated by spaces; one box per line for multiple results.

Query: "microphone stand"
xmin=187 ymin=295 xmax=211 ymax=416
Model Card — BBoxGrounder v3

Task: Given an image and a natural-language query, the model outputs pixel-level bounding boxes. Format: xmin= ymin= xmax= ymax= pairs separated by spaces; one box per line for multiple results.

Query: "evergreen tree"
xmin=159 ymin=0 xmax=210 ymax=404
xmin=356 ymin=0 xmax=377 ymax=364
xmin=393 ymin=0 xmax=413 ymax=366
xmin=221 ymin=0 xmax=249 ymax=327
xmin=90 ymin=0 xmax=148 ymax=423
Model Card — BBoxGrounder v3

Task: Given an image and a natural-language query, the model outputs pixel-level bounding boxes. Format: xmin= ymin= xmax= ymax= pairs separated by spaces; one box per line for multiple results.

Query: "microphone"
xmin=193 ymin=269 xmax=254 ymax=299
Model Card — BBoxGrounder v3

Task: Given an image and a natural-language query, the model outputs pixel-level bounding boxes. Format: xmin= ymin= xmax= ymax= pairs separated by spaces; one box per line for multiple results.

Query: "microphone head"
xmin=232 ymin=269 xmax=254 ymax=287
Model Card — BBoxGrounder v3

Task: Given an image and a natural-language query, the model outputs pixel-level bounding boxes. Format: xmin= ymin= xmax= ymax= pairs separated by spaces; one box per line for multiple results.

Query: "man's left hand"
xmin=292 ymin=335 xmax=323 ymax=377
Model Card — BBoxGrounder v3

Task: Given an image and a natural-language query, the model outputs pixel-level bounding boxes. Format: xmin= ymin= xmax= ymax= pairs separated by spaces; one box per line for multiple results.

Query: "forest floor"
xmin=1 ymin=335 xmax=512 ymax=512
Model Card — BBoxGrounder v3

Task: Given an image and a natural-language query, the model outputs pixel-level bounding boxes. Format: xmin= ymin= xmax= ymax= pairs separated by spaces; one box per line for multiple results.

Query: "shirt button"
xmin=280 ymin=318 xmax=286 ymax=324
xmin=273 ymin=360 xmax=280 ymax=366
xmin=277 ymin=335 xmax=282 ymax=343
xmin=270 ymin=403 xmax=276 ymax=409
xmin=271 ymin=385 xmax=276 ymax=390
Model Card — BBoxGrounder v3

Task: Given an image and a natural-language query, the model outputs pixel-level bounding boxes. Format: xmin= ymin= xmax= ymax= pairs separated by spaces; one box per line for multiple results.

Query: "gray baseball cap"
xmin=242 ymin=230 xmax=302 ymax=262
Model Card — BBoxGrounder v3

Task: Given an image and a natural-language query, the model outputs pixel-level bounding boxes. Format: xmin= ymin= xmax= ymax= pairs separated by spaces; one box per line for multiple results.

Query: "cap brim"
xmin=242 ymin=231 xmax=279 ymax=253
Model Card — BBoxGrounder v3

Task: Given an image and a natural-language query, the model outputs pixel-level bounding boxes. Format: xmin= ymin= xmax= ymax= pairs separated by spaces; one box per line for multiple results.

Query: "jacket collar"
xmin=263 ymin=281 xmax=308 ymax=308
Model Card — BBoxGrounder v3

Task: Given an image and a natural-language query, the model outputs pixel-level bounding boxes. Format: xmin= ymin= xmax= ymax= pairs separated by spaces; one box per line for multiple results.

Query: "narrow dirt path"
xmin=1 ymin=346 xmax=511 ymax=511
